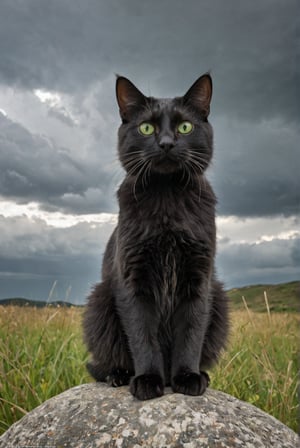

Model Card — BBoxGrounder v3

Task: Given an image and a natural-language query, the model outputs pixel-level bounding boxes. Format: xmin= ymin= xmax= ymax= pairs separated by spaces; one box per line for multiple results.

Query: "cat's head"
xmin=116 ymin=74 xmax=213 ymax=178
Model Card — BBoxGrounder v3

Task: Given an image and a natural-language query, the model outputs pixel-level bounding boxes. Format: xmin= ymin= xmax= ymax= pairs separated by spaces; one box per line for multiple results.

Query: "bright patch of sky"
xmin=1 ymin=199 xmax=298 ymax=246
xmin=34 ymin=88 xmax=79 ymax=125
xmin=34 ymin=89 xmax=61 ymax=107
xmin=0 ymin=200 xmax=117 ymax=228
xmin=217 ymin=215 xmax=299 ymax=245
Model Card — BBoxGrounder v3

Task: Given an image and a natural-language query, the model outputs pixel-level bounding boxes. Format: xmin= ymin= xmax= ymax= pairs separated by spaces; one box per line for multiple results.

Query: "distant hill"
xmin=0 ymin=297 xmax=80 ymax=308
xmin=227 ymin=281 xmax=299 ymax=313
xmin=0 ymin=281 xmax=299 ymax=312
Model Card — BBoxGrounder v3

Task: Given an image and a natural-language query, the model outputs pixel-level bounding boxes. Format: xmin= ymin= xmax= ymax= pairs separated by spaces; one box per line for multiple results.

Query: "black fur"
xmin=83 ymin=74 xmax=229 ymax=400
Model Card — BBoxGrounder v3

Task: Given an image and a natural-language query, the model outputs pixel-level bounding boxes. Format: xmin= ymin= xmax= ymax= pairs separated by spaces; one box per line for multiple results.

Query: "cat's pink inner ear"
xmin=184 ymin=74 xmax=212 ymax=117
xmin=116 ymin=77 xmax=145 ymax=119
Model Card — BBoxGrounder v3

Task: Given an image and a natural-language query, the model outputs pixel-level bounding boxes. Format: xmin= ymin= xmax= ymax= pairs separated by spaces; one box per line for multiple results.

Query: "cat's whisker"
xmin=185 ymin=167 xmax=191 ymax=191
xmin=133 ymin=160 xmax=149 ymax=201
xmin=186 ymin=149 xmax=208 ymax=161
xmin=190 ymin=163 xmax=205 ymax=181
xmin=124 ymin=152 xmax=155 ymax=194
xmin=110 ymin=167 xmax=126 ymax=185
xmin=189 ymin=154 xmax=207 ymax=164
xmin=144 ymin=159 xmax=151 ymax=186
xmin=124 ymin=150 xmax=144 ymax=157
xmin=126 ymin=160 xmax=145 ymax=179
xmin=141 ymin=159 xmax=152 ymax=191
xmin=124 ymin=157 xmax=141 ymax=166
xmin=181 ymin=162 xmax=192 ymax=191
xmin=124 ymin=153 xmax=144 ymax=166
xmin=191 ymin=159 xmax=206 ymax=170
xmin=186 ymin=159 xmax=203 ymax=203
xmin=179 ymin=163 xmax=187 ymax=185
xmin=123 ymin=150 xmax=144 ymax=165
xmin=125 ymin=155 xmax=142 ymax=167
xmin=105 ymin=159 xmax=120 ymax=169
xmin=188 ymin=153 xmax=206 ymax=171
xmin=186 ymin=148 xmax=208 ymax=154
xmin=147 ymin=160 xmax=153 ymax=184
xmin=125 ymin=159 xmax=143 ymax=170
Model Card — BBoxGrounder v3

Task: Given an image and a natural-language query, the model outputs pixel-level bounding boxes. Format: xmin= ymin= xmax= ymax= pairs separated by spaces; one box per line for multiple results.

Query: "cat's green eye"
xmin=177 ymin=121 xmax=194 ymax=134
xmin=139 ymin=122 xmax=155 ymax=136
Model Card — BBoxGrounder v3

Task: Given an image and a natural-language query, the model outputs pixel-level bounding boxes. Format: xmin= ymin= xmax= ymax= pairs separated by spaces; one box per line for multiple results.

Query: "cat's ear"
xmin=183 ymin=74 xmax=212 ymax=118
xmin=116 ymin=76 xmax=146 ymax=122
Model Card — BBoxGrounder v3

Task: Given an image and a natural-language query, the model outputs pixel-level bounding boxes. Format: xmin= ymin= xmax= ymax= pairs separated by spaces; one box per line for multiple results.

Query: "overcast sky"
xmin=0 ymin=0 xmax=299 ymax=304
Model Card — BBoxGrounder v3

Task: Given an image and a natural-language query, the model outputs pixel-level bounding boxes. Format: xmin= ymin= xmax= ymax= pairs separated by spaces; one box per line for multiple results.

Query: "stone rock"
xmin=0 ymin=383 xmax=298 ymax=447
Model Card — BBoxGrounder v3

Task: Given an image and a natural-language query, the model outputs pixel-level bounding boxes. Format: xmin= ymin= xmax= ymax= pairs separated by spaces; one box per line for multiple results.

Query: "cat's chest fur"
xmin=116 ymin=177 xmax=216 ymax=307
xmin=118 ymin=176 xmax=216 ymax=241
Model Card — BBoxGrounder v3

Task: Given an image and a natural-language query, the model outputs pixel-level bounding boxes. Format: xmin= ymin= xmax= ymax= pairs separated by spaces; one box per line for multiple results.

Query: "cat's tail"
xmin=83 ymin=279 xmax=134 ymax=381
xmin=200 ymin=278 xmax=230 ymax=370
xmin=86 ymin=361 xmax=108 ymax=382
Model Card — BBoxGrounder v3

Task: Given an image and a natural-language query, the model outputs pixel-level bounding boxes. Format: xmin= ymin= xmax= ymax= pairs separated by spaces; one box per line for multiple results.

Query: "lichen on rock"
xmin=0 ymin=383 xmax=298 ymax=447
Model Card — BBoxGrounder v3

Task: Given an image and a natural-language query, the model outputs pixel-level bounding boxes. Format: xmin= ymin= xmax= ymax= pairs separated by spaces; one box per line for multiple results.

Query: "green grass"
xmin=0 ymin=295 xmax=299 ymax=435
xmin=0 ymin=306 xmax=90 ymax=434
xmin=227 ymin=281 xmax=299 ymax=313
xmin=212 ymin=308 xmax=299 ymax=431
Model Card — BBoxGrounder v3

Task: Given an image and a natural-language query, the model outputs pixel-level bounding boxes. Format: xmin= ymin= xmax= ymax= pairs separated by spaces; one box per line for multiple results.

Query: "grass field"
xmin=0 ymin=293 xmax=299 ymax=435
xmin=227 ymin=281 xmax=299 ymax=313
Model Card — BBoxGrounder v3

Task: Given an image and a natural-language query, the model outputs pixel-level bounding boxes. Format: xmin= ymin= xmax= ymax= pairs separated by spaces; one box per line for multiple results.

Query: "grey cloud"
xmin=0 ymin=1 xmax=299 ymax=219
xmin=0 ymin=215 xmax=116 ymax=302
xmin=291 ymin=238 xmax=300 ymax=265
xmin=0 ymin=257 xmax=98 ymax=304
xmin=1 ymin=91 xmax=299 ymax=219
xmin=47 ymin=107 xmax=76 ymax=127
xmin=0 ymin=215 xmax=115 ymax=258
xmin=0 ymin=1 xmax=299 ymax=122
xmin=0 ymin=215 xmax=299 ymax=303
xmin=210 ymin=117 xmax=300 ymax=217
xmin=0 ymin=0 xmax=299 ymax=298
xmin=0 ymin=114 xmax=116 ymax=213
xmin=217 ymin=237 xmax=300 ymax=288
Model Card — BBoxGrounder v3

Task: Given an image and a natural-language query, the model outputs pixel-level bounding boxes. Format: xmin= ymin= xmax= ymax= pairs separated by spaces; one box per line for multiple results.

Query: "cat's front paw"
xmin=107 ymin=368 xmax=133 ymax=387
xmin=172 ymin=370 xmax=210 ymax=396
xmin=130 ymin=374 xmax=164 ymax=400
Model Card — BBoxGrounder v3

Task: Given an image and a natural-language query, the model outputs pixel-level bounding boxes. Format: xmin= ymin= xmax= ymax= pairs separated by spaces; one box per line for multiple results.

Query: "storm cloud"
xmin=0 ymin=1 xmax=299 ymax=120
xmin=0 ymin=113 xmax=118 ymax=213
xmin=0 ymin=214 xmax=116 ymax=302
xmin=211 ymin=117 xmax=300 ymax=217
xmin=218 ymin=237 xmax=300 ymax=288
xmin=0 ymin=0 xmax=299 ymax=300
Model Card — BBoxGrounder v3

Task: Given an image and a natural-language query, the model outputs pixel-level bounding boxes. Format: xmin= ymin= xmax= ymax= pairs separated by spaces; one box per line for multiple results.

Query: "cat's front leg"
xmin=130 ymin=373 xmax=164 ymax=400
xmin=171 ymin=290 xmax=211 ymax=396
xmin=172 ymin=369 xmax=210 ymax=396
xmin=116 ymin=291 xmax=164 ymax=400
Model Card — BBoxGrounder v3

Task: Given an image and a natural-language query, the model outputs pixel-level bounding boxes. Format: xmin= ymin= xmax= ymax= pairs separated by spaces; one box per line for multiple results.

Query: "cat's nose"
xmin=158 ymin=135 xmax=175 ymax=152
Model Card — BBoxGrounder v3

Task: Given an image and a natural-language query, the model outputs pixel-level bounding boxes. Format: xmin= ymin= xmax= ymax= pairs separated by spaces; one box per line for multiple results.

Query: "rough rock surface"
xmin=0 ymin=383 xmax=298 ymax=447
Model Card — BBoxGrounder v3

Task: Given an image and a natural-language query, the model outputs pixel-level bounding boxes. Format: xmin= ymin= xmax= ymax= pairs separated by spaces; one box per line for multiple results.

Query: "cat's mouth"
xmin=152 ymin=153 xmax=180 ymax=174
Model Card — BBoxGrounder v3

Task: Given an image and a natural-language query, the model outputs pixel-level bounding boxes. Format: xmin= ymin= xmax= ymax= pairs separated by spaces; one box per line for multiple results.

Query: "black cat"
xmin=83 ymin=73 xmax=229 ymax=400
